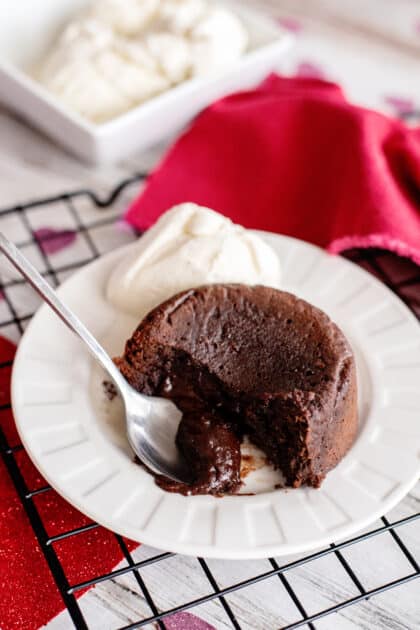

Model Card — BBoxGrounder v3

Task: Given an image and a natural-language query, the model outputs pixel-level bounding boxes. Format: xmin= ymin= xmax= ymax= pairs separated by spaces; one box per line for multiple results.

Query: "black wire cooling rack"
xmin=0 ymin=175 xmax=419 ymax=630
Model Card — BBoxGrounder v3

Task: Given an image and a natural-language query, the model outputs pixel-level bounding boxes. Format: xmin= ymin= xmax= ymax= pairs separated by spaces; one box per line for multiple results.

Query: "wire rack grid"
xmin=0 ymin=176 xmax=419 ymax=630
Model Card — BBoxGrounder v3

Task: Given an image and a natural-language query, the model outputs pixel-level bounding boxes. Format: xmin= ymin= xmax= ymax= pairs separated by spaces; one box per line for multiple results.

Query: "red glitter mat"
xmin=0 ymin=337 xmax=138 ymax=630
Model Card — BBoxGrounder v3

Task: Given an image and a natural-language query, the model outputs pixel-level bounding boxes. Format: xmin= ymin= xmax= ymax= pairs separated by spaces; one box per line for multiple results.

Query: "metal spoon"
xmin=0 ymin=233 xmax=187 ymax=483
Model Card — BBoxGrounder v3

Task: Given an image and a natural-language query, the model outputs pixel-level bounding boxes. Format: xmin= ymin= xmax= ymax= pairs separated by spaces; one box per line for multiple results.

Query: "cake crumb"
xmin=240 ymin=453 xmax=268 ymax=479
xmin=240 ymin=454 xmax=257 ymax=479
xmin=103 ymin=380 xmax=118 ymax=401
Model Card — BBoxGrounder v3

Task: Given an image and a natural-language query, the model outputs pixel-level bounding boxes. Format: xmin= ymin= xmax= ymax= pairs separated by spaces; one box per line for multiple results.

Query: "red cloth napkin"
xmin=126 ymin=75 xmax=420 ymax=264
xmin=0 ymin=337 xmax=138 ymax=630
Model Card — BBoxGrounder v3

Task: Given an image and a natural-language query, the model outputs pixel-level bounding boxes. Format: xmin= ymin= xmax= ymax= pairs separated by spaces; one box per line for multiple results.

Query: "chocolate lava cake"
xmin=116 ymin=284 xmax=358 ymax=496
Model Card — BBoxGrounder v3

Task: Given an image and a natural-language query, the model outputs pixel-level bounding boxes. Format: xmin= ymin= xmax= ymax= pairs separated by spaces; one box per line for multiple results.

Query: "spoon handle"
xmin=0 ymin=232 xmax=127 ymax=390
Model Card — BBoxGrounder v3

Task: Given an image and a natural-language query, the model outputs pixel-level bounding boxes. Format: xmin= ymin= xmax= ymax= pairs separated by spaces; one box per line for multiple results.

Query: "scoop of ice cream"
xmin=88 ymin=0 xmax=160 ymax=35
xmin=35 ymin=0 xmax=248 ymax=123
xmin=107 ymin=204 xmax=281 ymax=319
xmin=144 ymin=32 xmax=191 ymax=83
xmin=157 ymin=0 xmax=207 ymax=33
xmin=38 ymin=18 xmax=113 ymax=78
xmin=94 ymin=45 xmax=169 ymax=105
xmin=190 ymin=6 xmax=248 ymax=76
xmin=37 ymin=18 xmax=172 ymax=122
xmin=158 ymin=2 xmax=248 ymax=76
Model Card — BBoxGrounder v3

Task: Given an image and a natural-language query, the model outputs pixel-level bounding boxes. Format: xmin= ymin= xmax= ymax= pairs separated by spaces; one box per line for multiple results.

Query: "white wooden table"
xmin=0 ymin=2 xmax=419 ymax=628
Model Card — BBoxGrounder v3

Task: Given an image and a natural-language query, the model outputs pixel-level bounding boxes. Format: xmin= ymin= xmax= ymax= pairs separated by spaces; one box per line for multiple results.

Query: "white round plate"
xmin=12 ymin=233 xmax=420 ymax=559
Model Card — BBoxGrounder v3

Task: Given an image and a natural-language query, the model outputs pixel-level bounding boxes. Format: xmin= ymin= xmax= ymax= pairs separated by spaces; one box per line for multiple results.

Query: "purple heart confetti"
xmin=34 ymin=227 xmax=77 ymax=255
xmin=384 ymin=95 xmax=415 ymax=117
xmin=277 ymin=17 xmax=302 ymax=34
xmin=295 ymin=61 xmax=326 ymax=79
xmin=163 ymin=612 xmax=216 ymax=630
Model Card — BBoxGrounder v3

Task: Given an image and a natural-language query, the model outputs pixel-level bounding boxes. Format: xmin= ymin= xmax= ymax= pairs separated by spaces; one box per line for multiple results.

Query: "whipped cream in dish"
xmin=35 ymin=0 xmax=248 ymax=123
xmin=107 ymin=203 xmax=282 ymax=318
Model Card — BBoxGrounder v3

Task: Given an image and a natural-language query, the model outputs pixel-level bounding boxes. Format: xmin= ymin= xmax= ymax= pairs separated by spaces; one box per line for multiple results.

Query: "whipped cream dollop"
xmin=36 ymin=0 xmax=248 ymax=123
xmin=107 ymin=204 xmax=281 ymax=319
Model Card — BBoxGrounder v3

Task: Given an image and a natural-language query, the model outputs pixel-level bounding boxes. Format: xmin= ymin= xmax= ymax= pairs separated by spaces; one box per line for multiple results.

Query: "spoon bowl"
xmin=124 ymin=384 xmax=186 ymax=481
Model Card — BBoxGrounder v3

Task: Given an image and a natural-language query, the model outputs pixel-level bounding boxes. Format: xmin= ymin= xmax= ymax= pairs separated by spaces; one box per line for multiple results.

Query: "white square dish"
xmin=0 ymin=0 xmax=292 ymax=165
